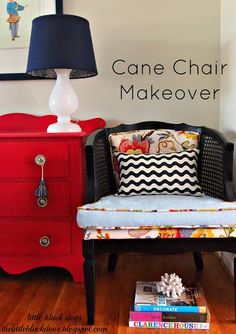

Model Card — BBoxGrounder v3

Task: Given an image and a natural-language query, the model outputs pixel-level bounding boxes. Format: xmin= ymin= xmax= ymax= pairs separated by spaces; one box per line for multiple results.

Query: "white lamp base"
xmin=47 ymin=69 xmax=81 ymax=133
xmin=47 ymin=116 xmax=81 ymax=133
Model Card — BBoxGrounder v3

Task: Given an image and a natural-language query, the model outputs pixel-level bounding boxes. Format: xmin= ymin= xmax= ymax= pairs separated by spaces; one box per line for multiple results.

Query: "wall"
xmin=220 ymin=0 xmax=236 ymax=169
xmin=0 ymin=0 xmax=220 ymax=128
xmin=220 ymin=0 xmax=236 ymax=278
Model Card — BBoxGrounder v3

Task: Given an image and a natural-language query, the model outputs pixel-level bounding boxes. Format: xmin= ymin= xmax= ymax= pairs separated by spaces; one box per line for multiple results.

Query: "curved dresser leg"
xmin=83 ymin=240 xmax=95 ymax=325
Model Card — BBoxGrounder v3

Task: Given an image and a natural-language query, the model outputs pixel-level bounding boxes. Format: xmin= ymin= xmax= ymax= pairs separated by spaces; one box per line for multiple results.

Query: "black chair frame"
xmin=82 ymin=121 xmax=236 ymax=324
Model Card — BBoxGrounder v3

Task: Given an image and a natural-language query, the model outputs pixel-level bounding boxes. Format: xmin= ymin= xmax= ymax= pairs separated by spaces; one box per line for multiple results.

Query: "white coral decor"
xmin=156 ymin=273 xmax=185 ymax=299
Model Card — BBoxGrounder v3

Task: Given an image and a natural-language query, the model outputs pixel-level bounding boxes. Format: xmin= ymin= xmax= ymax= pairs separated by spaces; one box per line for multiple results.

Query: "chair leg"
xmin=83 ymin=240 xmax=95 ymax=325
xmin=107 ymin=252 xmax=118 ymax=272
xmin=234 ymin=257 xmax=236 ymax=321
xmin=192 ymin=252 xmax=204 ymax=271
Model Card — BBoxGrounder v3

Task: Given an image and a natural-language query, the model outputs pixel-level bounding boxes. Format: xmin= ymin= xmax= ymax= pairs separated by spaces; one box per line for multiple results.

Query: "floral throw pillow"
xmin=109 ymin=129 xmax=200 ymax=154
xmin=109 ymin=129 xmax=200 ymax=186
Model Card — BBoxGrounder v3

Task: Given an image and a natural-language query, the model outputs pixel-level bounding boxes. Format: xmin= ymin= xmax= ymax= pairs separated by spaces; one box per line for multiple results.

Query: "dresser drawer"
xmin=0 ymin=181 xmax=70 ymax=218
xmin=0 ymin=221 xmax=71 ymax=255
xmin=0 ymin=141 xmax=69 ymax=178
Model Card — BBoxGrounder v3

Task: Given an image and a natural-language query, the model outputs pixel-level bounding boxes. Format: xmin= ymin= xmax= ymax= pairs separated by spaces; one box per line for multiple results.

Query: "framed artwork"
xmin=0 ymin=0 xmax=63 ymax=80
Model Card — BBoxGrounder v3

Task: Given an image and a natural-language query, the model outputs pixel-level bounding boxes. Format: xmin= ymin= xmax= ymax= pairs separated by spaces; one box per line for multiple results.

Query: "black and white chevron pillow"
xmin=115 ymin=150 xmax=203 ymax=196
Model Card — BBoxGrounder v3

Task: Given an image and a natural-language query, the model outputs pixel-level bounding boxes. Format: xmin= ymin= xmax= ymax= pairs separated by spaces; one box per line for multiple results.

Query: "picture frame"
xmin=0 ymin=0 xmax=63 ymax=81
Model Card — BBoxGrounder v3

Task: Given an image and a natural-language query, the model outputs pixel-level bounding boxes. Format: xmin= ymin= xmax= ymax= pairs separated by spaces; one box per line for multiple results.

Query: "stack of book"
xmin=129 ymin=281 xmax=210 ymax=330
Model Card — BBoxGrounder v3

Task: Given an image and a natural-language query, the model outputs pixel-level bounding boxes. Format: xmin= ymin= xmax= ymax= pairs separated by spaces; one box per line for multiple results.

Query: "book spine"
xmin=128 ymin=321 xmax=210 ymax=329
xmin=134 ymin=305 xmax=207 ymax=313
xmin=130 ymin=311 xmax=207 ymax=322
xmin=130 ymin=311 xmax=162 ymax=321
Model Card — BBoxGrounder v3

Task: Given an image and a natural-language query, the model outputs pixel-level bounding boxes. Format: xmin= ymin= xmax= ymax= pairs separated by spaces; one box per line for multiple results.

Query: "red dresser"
xmin=0 ymin=113 xmax=105 ymax=282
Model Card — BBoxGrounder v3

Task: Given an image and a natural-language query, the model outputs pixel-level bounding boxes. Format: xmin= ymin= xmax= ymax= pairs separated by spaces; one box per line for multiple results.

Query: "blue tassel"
xmin=35 ymin=179 xmax=48 ymax=197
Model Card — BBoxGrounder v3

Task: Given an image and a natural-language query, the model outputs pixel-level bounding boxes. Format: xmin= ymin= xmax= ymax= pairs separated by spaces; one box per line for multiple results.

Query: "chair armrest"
xmin=199 ymin=127 xmax=235 ymax=201
xmin=85 ymin=129 xmax=116 ymax=203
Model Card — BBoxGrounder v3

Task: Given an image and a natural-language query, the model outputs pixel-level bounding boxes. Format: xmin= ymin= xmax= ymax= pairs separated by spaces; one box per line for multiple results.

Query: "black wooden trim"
xmin=192 ymin=252 xmax=204 ymax=271
xmin=56 ymin=0 xmax=63 ymax=14
xmin=83 ymin=240 xmax=95 ymax=325
xmin=92 ymin=238 xmax=236 ymax=255
xmin=107 ymin=253 xmax=118 ymax=272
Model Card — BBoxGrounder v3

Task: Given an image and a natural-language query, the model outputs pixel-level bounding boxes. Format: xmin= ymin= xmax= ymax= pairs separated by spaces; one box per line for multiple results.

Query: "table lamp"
xmin=26 ymin=14 xmax=98 ymax=133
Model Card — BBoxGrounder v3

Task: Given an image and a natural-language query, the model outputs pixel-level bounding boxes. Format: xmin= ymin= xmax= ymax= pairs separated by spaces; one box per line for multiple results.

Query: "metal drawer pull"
xmin=39 ymin=236 xmax=50 ymax=247
xmin=35 ymin=154 xmax=46 ymax=166
xmin=37 ymin=197 xmax=48 ymax=208
xmin=35 ymin=154 xmax=48 ymax=207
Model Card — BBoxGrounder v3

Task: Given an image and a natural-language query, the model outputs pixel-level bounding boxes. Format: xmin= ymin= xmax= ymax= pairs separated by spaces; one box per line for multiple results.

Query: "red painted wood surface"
xmin=0 ymin=113 xmax=106 ymax=282
xmin=0 ymin=221 xmax=71 ymax=255
xmin=0 ymin=113 xmax=105 ymax=134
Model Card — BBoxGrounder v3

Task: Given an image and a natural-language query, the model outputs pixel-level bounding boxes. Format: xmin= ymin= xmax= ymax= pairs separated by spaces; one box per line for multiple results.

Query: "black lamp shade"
xmin=26 ymin=14 xmax=98 ymax=79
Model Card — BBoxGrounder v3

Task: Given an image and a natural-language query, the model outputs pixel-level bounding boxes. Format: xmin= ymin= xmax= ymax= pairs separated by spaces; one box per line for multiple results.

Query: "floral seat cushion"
xmin=83 ymin=226 xmax=236 ymax=240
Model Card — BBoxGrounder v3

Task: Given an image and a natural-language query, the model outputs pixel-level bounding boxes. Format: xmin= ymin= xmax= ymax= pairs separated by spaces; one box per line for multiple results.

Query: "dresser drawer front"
xmin=0 ymin=181 xmax=70 ymax=217
xmin=0 ymin=221 xmax=71 ymax=255
xmin=0 ymin=141 xmax=69 ymax=178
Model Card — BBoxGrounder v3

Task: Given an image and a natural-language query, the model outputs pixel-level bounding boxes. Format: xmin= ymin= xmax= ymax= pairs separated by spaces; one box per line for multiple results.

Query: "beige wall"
xmin=221 ymin=0 xmax=236 ymax=138
xmin=220 ymin=0 xmax=236 ymax=278
xmin=0 ymin=0 xmax=220 ymax=128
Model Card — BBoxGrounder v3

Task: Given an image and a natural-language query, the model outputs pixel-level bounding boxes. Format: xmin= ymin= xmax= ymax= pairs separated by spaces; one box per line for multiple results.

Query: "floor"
xmin=0 ymin=252 xmax=235 ymax=334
